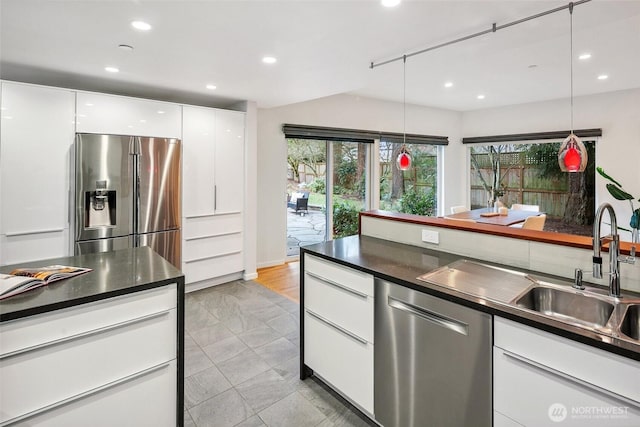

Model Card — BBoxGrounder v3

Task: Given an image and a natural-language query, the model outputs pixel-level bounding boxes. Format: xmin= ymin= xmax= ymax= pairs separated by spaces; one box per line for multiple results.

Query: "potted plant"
xmin=596 ymin=167 xmax=640 ymax=243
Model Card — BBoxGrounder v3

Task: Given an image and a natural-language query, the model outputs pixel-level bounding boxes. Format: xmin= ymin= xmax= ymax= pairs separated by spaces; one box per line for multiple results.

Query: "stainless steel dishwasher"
xmin=375 ymin=279 xmax=492 ymax=427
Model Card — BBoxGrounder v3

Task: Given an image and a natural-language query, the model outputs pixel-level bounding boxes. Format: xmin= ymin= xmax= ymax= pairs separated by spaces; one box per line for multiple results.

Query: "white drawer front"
xmin=304 ymin=311 xmax=373 ymax=415
xmin=183 ymin=213 xmax=243 ymax=240
xmin=304 ymin=254 xmax=373 ymax=297
xmin=184 ymin=232 xmax=242 ymax=262
xmin=495 ymin=317 xmax=640 ymax=402
xmin=1 ymin=309 xmax=176 ymax=424
xmin=7 ymin=360 xmax=176 ymax=427
xmin=183 ymin=251 xmax=243 ymax=284
xmin=305 ymin=273 xmax=373 ymax=343
xmin=0 ymin=285 xmax=177 ymax=356
xmin=494 ymin=347 xmax=640 ymax=426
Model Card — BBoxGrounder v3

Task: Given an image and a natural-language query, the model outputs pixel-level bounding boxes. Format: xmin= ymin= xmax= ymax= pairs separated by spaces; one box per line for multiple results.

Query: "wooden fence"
xmin=470 ymin=151 xmax=569 ymax=218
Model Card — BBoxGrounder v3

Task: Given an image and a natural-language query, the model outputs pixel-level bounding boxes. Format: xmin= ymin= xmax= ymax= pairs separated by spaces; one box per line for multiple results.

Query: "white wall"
xmin=257 ymin=93 xmax=463 ymax=268
xmin=463 ymin=88 xmax=640 ymax=240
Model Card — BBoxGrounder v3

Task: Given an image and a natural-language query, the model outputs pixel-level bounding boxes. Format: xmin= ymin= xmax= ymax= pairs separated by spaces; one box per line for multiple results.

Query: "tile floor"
xmin=184 ymin=280 xmax=375 ymax=427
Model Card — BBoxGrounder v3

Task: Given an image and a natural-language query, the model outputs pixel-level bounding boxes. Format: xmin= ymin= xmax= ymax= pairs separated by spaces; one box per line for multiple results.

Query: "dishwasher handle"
xmin=388 ymin=296 xmax=469 ymax=336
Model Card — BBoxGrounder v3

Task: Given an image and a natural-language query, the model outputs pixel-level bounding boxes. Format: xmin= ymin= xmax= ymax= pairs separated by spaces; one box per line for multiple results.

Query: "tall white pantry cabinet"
xmin=182 ymin=106 xmax=245 ymax=287
xmin=0 ymin=81 xmax=247 ymax=287
xmin=0 ymin=82 xmax=75 ymax=265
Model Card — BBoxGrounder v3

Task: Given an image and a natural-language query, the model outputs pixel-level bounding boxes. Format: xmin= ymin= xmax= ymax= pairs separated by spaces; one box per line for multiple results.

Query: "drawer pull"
xmin=388 ymin=296 xmax=468 ymax=336
xmin=306 ymin=309 xmax=368 ymax=345
xmin=501 ymin=349 xmax=640 ymax=410
xmin=185 ymin=230 xmax=242 ymax=241
xmin=0 ymin=310 xmax=172 ymax=361
xmin=184 ymin=250 xmax=241 ymax=264
xmin=0 ymin=361 xmax=173 ymax=426
xmin=185 ymin=210 xmax=241 ymax=219
xmin=306 ymin=271 xmax=368 ymax=299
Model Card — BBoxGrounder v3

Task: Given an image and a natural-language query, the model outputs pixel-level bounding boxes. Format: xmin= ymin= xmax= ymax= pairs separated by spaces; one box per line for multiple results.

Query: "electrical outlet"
xmin=421 ymin=229 xmax=439 ymax=244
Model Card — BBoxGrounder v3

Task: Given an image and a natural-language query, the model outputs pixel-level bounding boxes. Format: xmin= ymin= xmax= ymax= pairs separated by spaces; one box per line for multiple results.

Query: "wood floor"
xmin=255 ymin=261 xmax=300 ymax=303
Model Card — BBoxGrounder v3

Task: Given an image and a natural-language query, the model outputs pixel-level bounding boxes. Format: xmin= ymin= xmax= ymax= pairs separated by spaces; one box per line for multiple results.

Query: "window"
xmin=379 ymin=141 xmax=439 ymax=216
xmin=468 ymin=139 xmax=596 ymax=235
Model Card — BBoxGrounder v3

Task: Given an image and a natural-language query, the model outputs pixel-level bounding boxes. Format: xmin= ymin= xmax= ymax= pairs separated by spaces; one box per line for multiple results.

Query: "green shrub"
xmin=308 ymin=178 xmax=326 ymax=194
xmin=333 ymin=200 xmax=360 ymax=238
xmin=399 ymin=188 xmax=436 ymax=216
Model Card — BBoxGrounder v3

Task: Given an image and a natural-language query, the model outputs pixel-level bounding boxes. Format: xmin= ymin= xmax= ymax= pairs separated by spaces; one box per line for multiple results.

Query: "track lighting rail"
xmin=370 ymin=0 xmax=591 ymax=69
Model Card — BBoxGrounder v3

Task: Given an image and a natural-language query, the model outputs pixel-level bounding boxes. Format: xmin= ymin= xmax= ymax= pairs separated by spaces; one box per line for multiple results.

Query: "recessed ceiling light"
xmin=444 ymin=82 xmax=453 ymax=88
xmin=157 ymin=110 xmax=165 ymax=114
xmin=85 ymin=103 xmax=94 ymax=107
xmin=477 ymin=94 xmax=485 ymax=100
xmin=579 ymin=53 xmax=592 ymax=60
xmin=382 ymin=0 xmax=401 ymax=7
xmin=262 ymin=56 xmax=277 ymax=64
xmin=118 ymin=44 xmax=134 ymax=51
xmin=597 ymin=74 xmax=608 ymax=80
xmin=105 ymin=66 xmax=119 ymax=73
xmin=206 ymin=84 xmax=217 ymax=90
xmin=131 ymin=21 xmax=151 ymax=31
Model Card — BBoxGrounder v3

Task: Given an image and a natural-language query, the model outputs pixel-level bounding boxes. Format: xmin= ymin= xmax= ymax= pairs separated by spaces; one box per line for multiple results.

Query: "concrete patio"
xmin=287 ymin=208 xmax=326 ymax=256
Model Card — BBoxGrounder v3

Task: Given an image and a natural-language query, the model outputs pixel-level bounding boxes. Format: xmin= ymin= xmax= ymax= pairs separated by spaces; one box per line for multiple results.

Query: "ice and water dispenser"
xmin=83 ymin=180 xmax=117 ymax=228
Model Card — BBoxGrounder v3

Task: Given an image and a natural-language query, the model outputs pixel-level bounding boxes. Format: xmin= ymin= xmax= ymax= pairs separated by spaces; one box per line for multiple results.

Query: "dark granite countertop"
xmin=0 ymin=247 xmax=185 ymax=322
xmin=301 ymin=235 xmax=640 ymax=361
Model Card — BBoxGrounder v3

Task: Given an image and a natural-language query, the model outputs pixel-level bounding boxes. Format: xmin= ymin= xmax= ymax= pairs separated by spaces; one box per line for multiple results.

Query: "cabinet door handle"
xmin=306 ymin=309 xmax=368 ymax=345
xmin=388 ymin=296 xmax=468 ymax=336
xmin=305 ymin=271 xmax=368 ymax=299
xmin=214 ymin=185 xmax=217 ymax=211
xmin=5 ymin=228 xmax=64 ymax=237
xmin=1 ymin=360 xmax=173 ymax=426
xmin=501 ymin=349 xmax=640 ymax=410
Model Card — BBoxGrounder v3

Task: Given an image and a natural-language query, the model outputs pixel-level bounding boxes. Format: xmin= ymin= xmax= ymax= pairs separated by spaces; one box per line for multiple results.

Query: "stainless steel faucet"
xmin=593 ymin=203 xmax=623 ymax=297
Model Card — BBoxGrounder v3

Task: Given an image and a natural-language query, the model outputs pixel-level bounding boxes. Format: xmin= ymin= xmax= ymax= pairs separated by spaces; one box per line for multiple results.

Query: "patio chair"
xmin=287 ymin=191 xmax=309 ymax=215
xmin=450 ymin=205 xmax=468 ymax=214
xmin=511 ymin=203 xmax=540 ymax=212
xmin=521 ymin=214 xmax=547 ymax=231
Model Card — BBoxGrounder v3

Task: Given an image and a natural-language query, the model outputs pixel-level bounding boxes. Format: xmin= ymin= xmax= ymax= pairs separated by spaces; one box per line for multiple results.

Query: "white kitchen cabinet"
xmin=182 ymin=105 xmax=216 ymax=216
xmin=0 ymin=81 xmax=75 ymax=265
xmin=0 ymin=285 xmax=178 ymax=426
xmin=303 ymin=254 xmax=375 ymax=415
xmin=494 ymin=317 xmax=640 ymax=426
xmin=76 ymin=92 xmax=181 ymax=138
xmin=214 ymin=109 xmax=245 ymax=214
xmin=181 ymin=106 xmax=245 ymax=286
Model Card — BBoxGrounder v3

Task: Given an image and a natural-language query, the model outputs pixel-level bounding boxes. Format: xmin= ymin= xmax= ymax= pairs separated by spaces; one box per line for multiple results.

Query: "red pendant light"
xmin=397 ymin=146 xmax=412 ymax=171
xmin=558 ymin=133 xmax=587 ymax=172
xmin=558 ymin=3 xmax=587 ymax=173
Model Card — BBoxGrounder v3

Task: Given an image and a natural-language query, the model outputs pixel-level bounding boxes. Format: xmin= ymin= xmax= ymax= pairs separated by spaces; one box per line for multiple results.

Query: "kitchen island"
xmin=0 ymin=247 xmax=185 ymax=427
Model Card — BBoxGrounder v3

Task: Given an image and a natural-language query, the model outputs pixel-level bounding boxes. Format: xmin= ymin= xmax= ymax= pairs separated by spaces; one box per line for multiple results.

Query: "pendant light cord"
xmin=403 ymin=55 xmax=407 ymax=146
xmin=569 ymin=2 xmax=574 ymax=134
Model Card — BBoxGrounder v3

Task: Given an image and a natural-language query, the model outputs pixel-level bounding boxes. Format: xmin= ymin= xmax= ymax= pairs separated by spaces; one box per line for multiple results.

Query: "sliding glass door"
xmin=286 ymin=138 xmax=370 ymax=257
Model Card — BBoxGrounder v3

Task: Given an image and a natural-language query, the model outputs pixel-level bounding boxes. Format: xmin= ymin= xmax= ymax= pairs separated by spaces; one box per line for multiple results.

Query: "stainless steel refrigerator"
xmin=73 ymin=133 xmax=181 ymax=268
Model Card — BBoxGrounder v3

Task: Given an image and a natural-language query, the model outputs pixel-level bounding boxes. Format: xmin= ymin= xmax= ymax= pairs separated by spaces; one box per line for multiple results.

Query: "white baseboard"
xmin=243 ymin=271 xmax=258 ymax=280
xmin=257 ymin=259 xmax=285 ymax=269
xmin=185 ymin=272 xmax=243 ymax=293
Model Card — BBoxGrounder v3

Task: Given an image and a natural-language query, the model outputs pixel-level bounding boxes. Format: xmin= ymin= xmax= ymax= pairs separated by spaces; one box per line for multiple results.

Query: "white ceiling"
xmin=1 ymin=0 xmax=639 ymax=111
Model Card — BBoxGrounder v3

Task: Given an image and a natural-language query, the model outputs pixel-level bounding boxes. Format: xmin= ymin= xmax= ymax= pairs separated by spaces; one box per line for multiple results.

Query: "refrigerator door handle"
xmin=133 ymin=137 xmax=140 ymax=240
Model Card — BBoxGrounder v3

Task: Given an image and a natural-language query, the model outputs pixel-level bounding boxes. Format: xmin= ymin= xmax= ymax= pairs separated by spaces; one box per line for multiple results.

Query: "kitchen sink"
xmin=514 ymin=286 xmax=615 ymax=329
xmin=620 ymin=304 xmax=640 ymax=340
